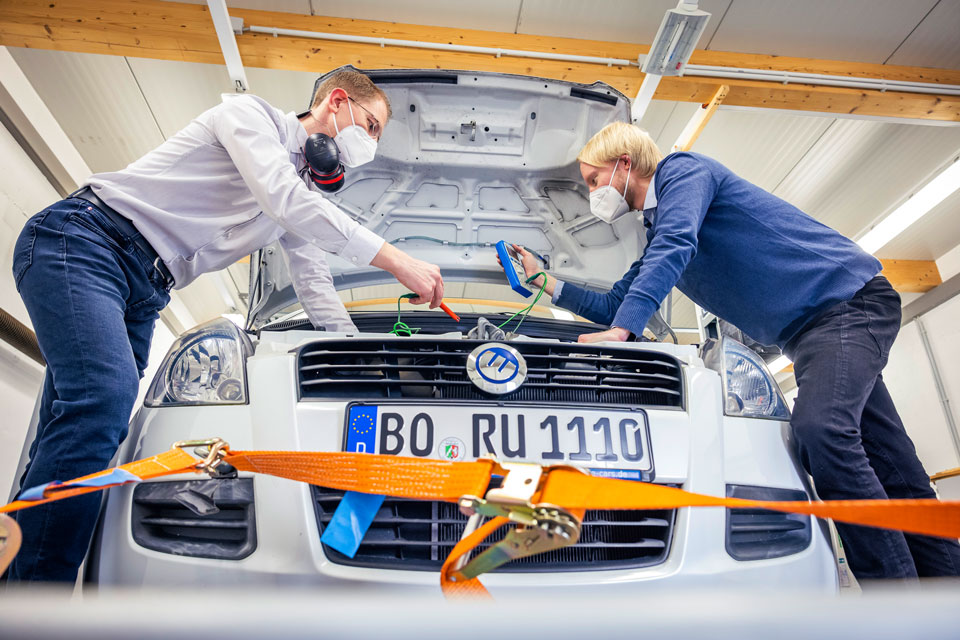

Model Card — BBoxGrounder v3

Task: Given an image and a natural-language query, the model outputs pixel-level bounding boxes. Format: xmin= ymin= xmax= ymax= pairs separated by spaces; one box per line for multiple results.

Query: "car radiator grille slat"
xmin=297 ymin=339 xmax=684 ymax=407
xmin=311 ymin=486 xmax=676 ymax=572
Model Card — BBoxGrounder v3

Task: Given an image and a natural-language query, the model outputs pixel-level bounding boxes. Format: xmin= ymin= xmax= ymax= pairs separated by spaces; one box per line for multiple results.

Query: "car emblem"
xmin=466 ymin=343 xmax=527 ymax=395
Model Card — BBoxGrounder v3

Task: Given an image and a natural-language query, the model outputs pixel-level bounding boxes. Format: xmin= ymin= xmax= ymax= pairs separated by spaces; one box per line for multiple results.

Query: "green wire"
xmin=497 ymin=272 xmax=547 ymax=333
xmin=389 ymin=293 xmax=420 ymax=336
xmin=389 ymin=273 xmax=547 ymax=337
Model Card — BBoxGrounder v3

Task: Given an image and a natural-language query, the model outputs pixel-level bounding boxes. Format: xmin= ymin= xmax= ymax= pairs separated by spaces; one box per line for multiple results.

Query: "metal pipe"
xmin=717 ymin=105 xmax=960 ymax=127
xmin=683 ymin=64 xmax=960 ymax=96
xmin=916 ymin=316 xmax=960 ymax=462
xmin=247 ymin=25 xmax=960 ymax=97
xmin=0 ymin=307 xmax=44 ymax=366
xmin=247 ymin=26 xmax=633 ymax=67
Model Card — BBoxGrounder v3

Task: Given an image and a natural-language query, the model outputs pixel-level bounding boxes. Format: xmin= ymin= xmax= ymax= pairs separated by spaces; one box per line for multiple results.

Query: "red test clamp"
xmin=401 ymin=293 xmax=460 ymax=323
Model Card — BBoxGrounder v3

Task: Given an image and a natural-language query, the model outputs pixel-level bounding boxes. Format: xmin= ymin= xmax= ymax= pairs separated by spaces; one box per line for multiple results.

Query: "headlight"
xmin=145 ymin=318 xmax=253 ymax=407
xmin=702 ymin=337 xmax=790 ymax=419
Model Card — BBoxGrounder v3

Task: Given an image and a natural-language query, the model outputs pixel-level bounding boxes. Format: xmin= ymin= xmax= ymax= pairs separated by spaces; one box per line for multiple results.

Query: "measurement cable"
xmin=389 ymin=293 xmax=421 ymax=336
xmin=497 ymin=272 xmax=548 ymax=334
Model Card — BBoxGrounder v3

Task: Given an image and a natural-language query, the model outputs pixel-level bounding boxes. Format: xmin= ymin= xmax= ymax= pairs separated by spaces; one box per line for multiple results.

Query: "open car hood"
xmin=248 ymin=66 xmax=638 ymax=328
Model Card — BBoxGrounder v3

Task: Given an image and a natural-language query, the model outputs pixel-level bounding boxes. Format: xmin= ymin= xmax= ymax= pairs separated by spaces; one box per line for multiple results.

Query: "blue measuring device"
xmin=496 ymin=240 xmax=532 ymax=298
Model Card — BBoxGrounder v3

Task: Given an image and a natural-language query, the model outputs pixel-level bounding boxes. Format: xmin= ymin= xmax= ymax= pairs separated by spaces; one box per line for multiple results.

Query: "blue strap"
xmin=19 ymin=468 xmax=142 ymax=501
xmin=320 ymin=491 xmax=385 ymax=558
xmin=18 ymin=481 xmax=57 ymax=502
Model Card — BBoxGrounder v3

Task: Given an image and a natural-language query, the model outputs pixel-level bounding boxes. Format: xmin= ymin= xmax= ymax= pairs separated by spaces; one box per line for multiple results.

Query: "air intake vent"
xmin=311 ymin=485 xmax=675 ymax=572
xmin=297 ymin=339 xmax=683 ymax=408
xmin=726 ymin=484 xmax=812 ymax=561
xmin=131 ymin=479 xmax=256 ymax=560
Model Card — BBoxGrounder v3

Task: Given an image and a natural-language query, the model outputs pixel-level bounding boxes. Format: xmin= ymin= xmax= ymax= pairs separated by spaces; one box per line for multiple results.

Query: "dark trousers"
xmin=784 ymin=275 xmax=960 ymax=581
xmin=6 ymin=198 xmax=169 ymax=582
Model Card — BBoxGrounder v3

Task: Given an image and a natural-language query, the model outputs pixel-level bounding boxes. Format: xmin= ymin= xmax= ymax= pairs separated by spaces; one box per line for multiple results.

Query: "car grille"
xmin=297 ymin=339 xmax=683 ymax=408
xmin=725 ymin=485 xmax=812 ymax=561
xmin=311 ymin=485 xmax=675 ymax=572
xmin=131 ymin=479 xmax=257 ymax=561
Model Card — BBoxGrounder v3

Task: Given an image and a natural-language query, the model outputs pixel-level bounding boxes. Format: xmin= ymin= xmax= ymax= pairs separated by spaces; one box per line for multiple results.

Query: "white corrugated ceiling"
xmin=771 ymin=119 xmax=960 ymax=239
xmin=664 ymin=109 xmax=837 ymax=193
xmin=180 ymin=0 xmax=960 ymax=69
xmin=878 ymin=186 xmax=960 ymax=260
xmin=886 ymin=0 xmax=960 ymax=68
xmin=126 ymin=58 xmax=318 ymax=138
xmin=9 ymin=50 xmax=165 ymax=174
xmin=703 ymin=0 xmax=941 ymax=64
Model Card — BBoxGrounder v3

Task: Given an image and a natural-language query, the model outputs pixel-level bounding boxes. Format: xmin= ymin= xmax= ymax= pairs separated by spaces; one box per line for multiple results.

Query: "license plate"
xmin=342 ymin=403 xmax=654 ymax=480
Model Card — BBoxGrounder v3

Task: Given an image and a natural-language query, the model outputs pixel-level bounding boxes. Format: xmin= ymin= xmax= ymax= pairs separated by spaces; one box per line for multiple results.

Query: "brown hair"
xmin=311 ymin=70 xmax=392 ymax=120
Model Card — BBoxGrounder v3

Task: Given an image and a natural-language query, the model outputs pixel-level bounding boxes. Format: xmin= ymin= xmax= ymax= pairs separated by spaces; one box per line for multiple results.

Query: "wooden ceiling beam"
xmin=2 ymin=0 xmax=958 ymax=122
xmin=879 ymin=259 xmax=942 ymax=293
xmin=672 ymin=84 xmax=729 ymax=153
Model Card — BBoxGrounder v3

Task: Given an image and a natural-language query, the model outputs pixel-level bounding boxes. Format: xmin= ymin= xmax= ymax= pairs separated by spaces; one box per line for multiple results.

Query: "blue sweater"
xmin=556 ymin=152 xmax=881 ymax=347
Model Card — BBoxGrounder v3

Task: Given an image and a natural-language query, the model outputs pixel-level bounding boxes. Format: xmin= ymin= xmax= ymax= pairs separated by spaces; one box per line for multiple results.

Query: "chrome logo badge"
xmin=466 ymin=343 xmax=527 ymax=395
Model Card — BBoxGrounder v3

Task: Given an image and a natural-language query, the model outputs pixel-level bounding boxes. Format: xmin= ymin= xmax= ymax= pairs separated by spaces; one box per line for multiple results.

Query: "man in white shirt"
xmin=7 ymin=70 xmax=442 ymax=582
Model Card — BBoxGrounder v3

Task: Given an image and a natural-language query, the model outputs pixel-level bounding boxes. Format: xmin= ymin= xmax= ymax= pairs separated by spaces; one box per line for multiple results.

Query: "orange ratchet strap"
xmin=0 ymin=448 xmax=200 ymax=515
xmin=2 ymin=439 xmax=959 ymax=599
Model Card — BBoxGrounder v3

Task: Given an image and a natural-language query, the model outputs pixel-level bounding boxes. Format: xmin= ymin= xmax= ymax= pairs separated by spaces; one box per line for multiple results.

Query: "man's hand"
xmin=512 ymin=244 xmax=541 ymax=280
xmin=578 ymin=326 xmax=632 ymax=344
xmin=371 ymin=243 xmax=444 ymax=308
xmin=496 ymin=244 xmax=556 ymax=297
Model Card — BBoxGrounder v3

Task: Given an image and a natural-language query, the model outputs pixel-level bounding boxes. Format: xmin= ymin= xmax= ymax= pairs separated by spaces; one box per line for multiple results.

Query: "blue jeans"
xmin=6 ymin=197 xmax=170 ymax=582
xmin=784 ymin=276 xmax=960 ymax=581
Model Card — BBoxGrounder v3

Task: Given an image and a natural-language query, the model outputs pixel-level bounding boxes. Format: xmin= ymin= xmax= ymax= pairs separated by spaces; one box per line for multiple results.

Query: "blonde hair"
xmin=311 ymin=70 xmax=392 ymax=119
xmin=577 ymin=122 xmax=662 ymax=177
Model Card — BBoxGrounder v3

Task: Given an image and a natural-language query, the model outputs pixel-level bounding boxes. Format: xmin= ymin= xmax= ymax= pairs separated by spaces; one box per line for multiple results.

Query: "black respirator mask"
xmin=302 ymin=132 xmax=345 ymax=192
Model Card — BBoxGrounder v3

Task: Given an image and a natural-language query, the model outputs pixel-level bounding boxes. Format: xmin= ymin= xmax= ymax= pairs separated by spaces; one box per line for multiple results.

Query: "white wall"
xmin=915 ymin=295 xmax=960 ymax=473
xmin=0 ymin=120 xmax=180 ymax=496
xmin=884 ymin=318 xmax=960 ymax=476
xmin=0 ymin=120 xmax=58 ymax=493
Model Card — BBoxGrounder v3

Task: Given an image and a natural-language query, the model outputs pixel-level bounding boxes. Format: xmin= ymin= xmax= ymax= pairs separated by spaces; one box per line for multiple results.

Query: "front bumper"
xmin=89 ymin=349 xmax=838 ymax=594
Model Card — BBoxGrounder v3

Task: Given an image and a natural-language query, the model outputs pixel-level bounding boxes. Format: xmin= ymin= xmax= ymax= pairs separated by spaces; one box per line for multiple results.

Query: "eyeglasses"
xmin=348 ymin=96 xmax=382 ymax=139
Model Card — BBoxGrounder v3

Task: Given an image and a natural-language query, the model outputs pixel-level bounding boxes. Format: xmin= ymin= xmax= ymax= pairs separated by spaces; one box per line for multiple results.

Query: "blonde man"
xmin=509 ymin=121 xmax=960 ymax=582
xmin=9 ymin=70 xmax=443 ymax=582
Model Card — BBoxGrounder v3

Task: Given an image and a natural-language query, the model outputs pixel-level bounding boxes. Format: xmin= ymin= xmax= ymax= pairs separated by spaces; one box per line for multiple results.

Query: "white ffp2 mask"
xmin=333 ymin=100 xmax=378 ymax=168
xmin=589 ymin=159 xmax=632 ymax=223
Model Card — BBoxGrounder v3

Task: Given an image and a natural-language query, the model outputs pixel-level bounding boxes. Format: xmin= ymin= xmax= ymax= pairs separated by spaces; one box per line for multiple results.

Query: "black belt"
xmin=71 ymin=187 xmax=175 ymax=289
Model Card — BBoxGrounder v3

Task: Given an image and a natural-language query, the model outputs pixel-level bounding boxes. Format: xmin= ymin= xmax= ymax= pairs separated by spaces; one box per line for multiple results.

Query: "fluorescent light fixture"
xmin=641 ymin=1 xmax=711 ymax=77
xmin=767 ymin=355 xmax=793 ymax=374
xmin=857 ymin=157 xmax=960 ymax=254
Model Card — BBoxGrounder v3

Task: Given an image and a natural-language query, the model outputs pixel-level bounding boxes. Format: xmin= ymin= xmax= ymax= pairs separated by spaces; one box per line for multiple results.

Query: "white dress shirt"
xmin=86 ymin=94 xmax=383 ymax=331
